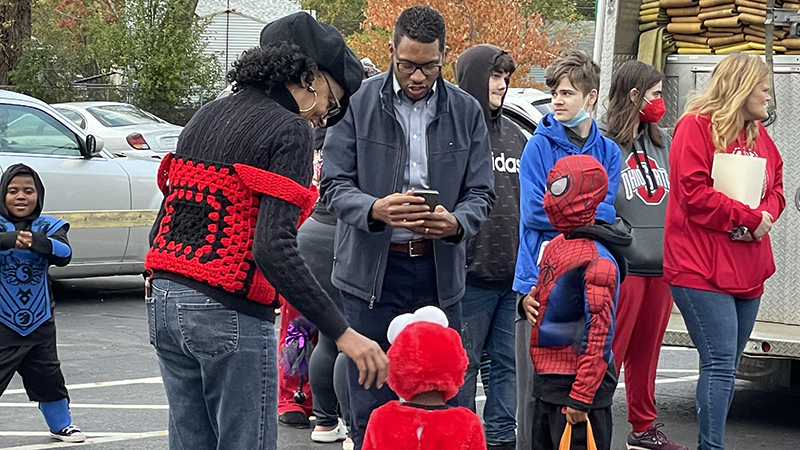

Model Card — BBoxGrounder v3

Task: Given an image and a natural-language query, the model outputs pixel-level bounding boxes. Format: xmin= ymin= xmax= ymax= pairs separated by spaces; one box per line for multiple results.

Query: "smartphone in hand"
xmin=412 ymin=188 xmax=439 ymax=212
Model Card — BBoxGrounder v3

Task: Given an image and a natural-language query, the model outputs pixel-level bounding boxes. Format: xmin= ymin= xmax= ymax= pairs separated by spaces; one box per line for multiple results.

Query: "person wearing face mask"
xmin=143 ymin=13 xmax=388 ymax=450
xmin=598 ymin=60 xmax=687 ymax=450
xmin=515 ymin=50 xmax=621 ymax=450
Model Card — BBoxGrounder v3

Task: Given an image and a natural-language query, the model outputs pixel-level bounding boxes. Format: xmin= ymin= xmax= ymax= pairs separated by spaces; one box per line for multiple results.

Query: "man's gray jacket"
xmin=321 ymin=71 xmax=495 ymax=307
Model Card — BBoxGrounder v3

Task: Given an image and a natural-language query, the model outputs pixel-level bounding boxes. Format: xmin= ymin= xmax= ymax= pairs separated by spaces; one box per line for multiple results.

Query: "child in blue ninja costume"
xmin=0 ymin=163 xmax=84 ymax=443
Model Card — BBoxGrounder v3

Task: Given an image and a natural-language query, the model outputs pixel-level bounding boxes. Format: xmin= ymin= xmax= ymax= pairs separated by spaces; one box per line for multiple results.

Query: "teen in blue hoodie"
xmin=513 ymin=50 xmax=621 ymax=450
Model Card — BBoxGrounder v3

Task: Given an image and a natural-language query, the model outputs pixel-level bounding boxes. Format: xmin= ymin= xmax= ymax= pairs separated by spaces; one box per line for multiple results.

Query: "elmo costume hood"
xmin=362 ymin=306 xmax=486 ymax=450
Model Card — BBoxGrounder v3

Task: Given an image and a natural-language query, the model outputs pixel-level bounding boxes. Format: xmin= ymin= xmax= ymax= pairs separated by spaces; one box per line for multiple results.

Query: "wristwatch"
xmin=730 ymin=225 xmax=748 ymax=241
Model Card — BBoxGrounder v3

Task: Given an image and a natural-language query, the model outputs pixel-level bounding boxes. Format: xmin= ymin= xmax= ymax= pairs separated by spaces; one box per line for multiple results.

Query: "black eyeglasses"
xmin=395 ymin=60 xmax=442 ymax=76
xmin=321 ymin=74 xmax=342 ymax=120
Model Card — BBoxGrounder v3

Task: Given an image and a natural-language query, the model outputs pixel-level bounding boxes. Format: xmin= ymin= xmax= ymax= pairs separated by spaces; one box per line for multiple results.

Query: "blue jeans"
xmin=457 ymin=284 xmax=517 ymax=445
xmin=147 ymin=279 xmax=278 ymax=450
xmin=342 ymin=253 xmax=462 ymax=450
xmin=669 ymin=286 xmax=761 ymax=450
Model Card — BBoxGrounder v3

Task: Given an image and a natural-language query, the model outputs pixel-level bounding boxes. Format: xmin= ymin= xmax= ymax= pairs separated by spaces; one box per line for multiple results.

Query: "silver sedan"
xmin=53 ymin=102 xmax=182 ymax=160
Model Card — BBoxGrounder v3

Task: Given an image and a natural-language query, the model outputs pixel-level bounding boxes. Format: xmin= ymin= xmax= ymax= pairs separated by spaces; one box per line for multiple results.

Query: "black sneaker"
xmin=627 ymin=424 xmax=687 ymax=450
xmin=51 ymin=424 xmax=86 ymax=443
xmin=278 ymin=411 xmax=310 ymax=429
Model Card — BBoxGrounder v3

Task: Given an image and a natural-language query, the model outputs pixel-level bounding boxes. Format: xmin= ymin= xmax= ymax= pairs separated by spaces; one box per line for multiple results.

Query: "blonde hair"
xmin=683 ymin=54 xmax=770 ymax=153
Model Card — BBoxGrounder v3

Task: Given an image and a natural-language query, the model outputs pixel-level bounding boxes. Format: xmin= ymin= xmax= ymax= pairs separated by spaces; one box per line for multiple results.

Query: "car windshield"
xmin=86 ymin=105 xmax=165 ymax=127
xmin=0 ymin=103 xmax=82 ymax=156
xmin=533 ymin=99 xmax=553 ymax=116
xmin=55 ymin=108 xmax=87 ymax=129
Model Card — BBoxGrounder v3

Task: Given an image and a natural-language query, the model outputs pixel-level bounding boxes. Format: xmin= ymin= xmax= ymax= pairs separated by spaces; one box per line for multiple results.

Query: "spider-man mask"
xmin=543 ymin=155 xmax=608 ymax=233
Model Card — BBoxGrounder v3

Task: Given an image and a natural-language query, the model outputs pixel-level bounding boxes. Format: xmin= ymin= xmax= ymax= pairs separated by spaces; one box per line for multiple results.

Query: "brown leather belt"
xmin=388 ymin=239 xmax=433 ymax=257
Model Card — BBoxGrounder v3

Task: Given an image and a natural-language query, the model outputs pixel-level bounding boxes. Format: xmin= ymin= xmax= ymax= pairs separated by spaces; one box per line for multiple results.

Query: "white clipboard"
xmin=711 ymin=153 xmax=766 ymax=209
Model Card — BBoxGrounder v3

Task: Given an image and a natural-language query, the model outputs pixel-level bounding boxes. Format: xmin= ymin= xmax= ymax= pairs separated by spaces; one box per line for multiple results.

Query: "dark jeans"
xmin=299 ymin=218 xmax=351 ymax=428
xmin=670 ymin=286 xmax=761 ymax=450
xmin=531 ymin=398 xmax=613 ymax=450
xmin=457 ymin=284 xmax=517 ymax=444
xmin=148 ymin=279 xmax=278 ymax=450
xmin=342 ymin=252 xmax=462 ymax=450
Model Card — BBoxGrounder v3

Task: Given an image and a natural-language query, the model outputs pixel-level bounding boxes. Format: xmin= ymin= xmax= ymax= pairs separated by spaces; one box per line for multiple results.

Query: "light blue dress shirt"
xmin=391 ymin=73 xmax=438 ymax=243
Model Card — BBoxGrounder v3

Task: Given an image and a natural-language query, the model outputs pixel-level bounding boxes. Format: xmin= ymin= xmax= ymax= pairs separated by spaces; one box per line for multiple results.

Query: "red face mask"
xmin=639 ymin=97 xmax=666 ymax=123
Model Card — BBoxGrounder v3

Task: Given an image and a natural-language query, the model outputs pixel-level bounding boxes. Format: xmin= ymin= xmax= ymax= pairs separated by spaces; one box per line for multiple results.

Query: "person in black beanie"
xmin=144 ymin=12 xmax=387 ymax=450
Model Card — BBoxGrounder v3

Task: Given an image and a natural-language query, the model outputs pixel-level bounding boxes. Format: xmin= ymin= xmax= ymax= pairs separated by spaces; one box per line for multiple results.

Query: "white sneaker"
xmin=51 ymin=424 xmax=86 ymax=443
xmin=311 ymin=417 xmax=348 ymax=443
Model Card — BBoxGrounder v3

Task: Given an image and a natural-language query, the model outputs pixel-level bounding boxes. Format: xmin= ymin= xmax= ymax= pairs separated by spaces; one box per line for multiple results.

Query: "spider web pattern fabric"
xmin=530 ymin=233 xmax=618 ymax=406
xmin=146 ymin=155 xmax=317 ymax=305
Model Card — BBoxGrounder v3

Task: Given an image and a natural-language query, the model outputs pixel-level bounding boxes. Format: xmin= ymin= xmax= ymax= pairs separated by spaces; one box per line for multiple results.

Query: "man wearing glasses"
xmin=321 ymin=6 xmax=495 ymax=449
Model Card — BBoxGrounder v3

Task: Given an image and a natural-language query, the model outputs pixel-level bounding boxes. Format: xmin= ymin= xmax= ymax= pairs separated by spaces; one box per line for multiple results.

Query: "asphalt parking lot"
xmin=1 ymin=276 xmax=798 ymax=449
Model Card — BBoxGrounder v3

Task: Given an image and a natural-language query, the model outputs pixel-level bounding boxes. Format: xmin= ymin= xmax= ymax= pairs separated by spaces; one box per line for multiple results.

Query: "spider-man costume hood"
xmin=544 ymin=155 xmax=632 ymax=281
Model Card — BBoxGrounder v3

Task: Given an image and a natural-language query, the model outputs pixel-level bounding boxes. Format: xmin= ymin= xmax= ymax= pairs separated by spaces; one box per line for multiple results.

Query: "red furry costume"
xmin=362 ymin=307 xmax=486 ymax=450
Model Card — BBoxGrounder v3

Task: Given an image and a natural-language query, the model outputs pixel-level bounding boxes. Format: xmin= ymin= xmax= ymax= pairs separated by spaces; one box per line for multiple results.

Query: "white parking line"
xmin=661 ymin=347 xmax=698 ymax=352
xmin=0 ymin=403 xmax=168 ymax=410
xmin=0 ymin=431 xmax=167 ymax=449
xmin=618 ymin=374 xmax=700 ymax=389
xmin=3 ymin=377 xmax=162 ymax=396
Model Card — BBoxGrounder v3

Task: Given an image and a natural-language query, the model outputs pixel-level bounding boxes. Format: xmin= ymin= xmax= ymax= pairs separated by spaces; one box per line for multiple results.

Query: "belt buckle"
xmin=408 ymin=241 xmax=423 ymax=258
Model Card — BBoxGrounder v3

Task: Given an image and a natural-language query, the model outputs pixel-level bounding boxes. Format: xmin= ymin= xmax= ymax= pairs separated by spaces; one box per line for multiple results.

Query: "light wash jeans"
xmin=147 ymin=279 xmax=278 ymax=450
xmin=670 ymin=285 xmax=760 ymax=450
xmin=456 ymin=284 xmax=517 ymax=445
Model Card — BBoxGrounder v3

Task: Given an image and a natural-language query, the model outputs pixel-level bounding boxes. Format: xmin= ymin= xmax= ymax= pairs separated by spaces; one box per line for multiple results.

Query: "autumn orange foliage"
xmin=56 ymin=0 xmax=119 ymax=29
xmin=347 ymin=0 xmax=577 ymax=87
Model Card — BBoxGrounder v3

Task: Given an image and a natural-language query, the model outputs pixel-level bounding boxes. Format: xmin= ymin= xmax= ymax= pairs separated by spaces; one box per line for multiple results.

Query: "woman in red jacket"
xmin=664 ymin=54 xmax=785 ymax=450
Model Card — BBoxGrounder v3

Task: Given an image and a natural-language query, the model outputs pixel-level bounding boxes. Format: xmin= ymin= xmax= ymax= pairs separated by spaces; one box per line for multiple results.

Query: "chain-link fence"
xmin=0 ymin=84 xmax=224 ymax=126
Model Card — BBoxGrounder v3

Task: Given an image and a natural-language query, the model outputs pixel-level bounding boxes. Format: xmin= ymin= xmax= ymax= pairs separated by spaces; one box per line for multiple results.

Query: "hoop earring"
xmin=299 ymin=89 xmax=317 ymax=113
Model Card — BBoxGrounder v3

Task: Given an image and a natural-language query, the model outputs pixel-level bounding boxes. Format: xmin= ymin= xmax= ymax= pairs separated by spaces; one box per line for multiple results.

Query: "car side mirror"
xmin=80 ymin=134 xmax=103 ymax=158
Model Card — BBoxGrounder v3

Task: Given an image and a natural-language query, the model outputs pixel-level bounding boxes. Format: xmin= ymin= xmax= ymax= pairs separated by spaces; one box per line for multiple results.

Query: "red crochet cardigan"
xmin=145 ymin=153 xmax=317 ymax=306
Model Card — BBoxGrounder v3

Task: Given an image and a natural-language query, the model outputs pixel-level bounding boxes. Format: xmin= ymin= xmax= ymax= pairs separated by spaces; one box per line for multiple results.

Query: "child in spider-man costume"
xmin=529 ymin=155 xmax=631 ymax=450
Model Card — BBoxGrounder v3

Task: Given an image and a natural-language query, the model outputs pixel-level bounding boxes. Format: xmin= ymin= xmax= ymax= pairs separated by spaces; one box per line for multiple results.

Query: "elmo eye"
xmin=549 ymin=176 xmax=569 ymax=196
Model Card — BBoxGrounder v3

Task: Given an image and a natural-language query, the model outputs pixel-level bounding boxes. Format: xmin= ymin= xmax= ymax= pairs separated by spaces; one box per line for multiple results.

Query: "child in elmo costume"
xmin=362 ymin=306 xmax=485 ymax=450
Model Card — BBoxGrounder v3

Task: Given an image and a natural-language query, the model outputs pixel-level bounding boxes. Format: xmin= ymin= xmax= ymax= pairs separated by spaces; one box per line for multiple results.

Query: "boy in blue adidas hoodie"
xmin=0 ymin=164 xmax=84 ymax=443
xmin=513 ymin=51 xmax=621 ymax=450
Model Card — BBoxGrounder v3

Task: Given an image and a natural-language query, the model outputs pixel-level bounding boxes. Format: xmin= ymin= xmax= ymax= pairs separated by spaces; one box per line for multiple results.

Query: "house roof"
xmin=195 ymin=0 xmax=301 ymax=24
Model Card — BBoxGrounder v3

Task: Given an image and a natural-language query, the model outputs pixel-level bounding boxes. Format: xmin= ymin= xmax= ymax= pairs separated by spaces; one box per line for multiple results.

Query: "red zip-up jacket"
xmin=664 ymin=113 xmax=785 ymax=298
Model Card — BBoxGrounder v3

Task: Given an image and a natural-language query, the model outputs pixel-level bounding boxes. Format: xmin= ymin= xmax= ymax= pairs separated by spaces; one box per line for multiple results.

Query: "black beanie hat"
xmin=260 ymin=12 xmax=363 ymax=127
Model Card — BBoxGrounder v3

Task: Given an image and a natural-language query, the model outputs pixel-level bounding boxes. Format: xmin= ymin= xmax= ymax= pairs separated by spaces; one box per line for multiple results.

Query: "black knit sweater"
xmin=149 ymin=86 xmax=349 ymax=339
